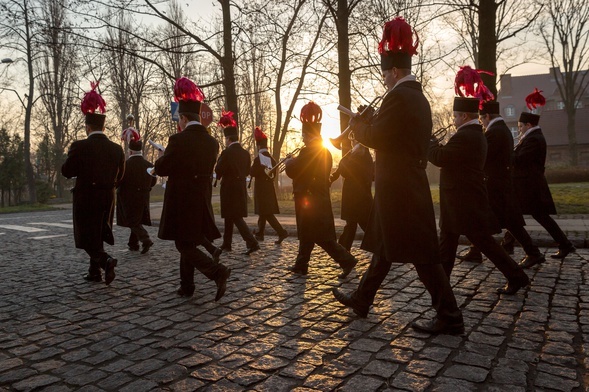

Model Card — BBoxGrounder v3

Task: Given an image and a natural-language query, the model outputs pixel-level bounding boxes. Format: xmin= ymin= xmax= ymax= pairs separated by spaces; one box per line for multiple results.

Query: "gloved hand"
xmin=356 ymin=105 xmax=376 ymax=123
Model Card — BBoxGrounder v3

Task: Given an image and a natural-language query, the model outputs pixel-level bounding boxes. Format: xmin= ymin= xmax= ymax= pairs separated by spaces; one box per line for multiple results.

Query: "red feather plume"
xmin=378 ymin=16 xmax=419 ymax=56
xmin=526 ymin=88 xmax=546 ymax=110
xmin=121 ymin=127 xmax=140 ymax=143
xmin=80 ymin=81 xmax=106 ymax=114
xmin=455 ymin=65 xmax=495 ymax=108
xmin=300 ymin=101 xmax=322 ymax=123
xmin=173 ymin=77 xmax=205 ymax=102
xmin=218 ymin=109 xmax=237 ymax=128
xmin=254 ymin=126 xmax=267 ymax=142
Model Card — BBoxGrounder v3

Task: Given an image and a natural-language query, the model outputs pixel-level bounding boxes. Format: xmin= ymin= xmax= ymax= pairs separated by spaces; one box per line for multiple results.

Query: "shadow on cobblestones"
xmin=1 ymin=224 xmax=588 ymax=391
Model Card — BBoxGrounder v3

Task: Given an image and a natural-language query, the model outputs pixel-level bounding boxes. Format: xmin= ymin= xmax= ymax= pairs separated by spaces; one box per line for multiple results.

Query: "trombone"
xmin=264 ymin=147 xmax=301 ymax=179
xmin=431 ymin=125 xmax=452 ymax=143
xmin=330 ymin=95 xmax=385 ymax=150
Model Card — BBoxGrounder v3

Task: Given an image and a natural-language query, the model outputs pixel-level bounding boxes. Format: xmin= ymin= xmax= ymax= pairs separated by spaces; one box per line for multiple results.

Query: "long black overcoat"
xmin=154 ymin=124 xmax=221 ymax=242
xmin=284 ymin=139 xmax=336 ymax=243
xmin=512 ymin=127 xmax=557 ymax=215
xmin=332 ymin=146 xmax=374 ymax=222
xmin=116 ymin=155 xmax=157 ymax=227
xmin=428 ymin=122 xmax=500 ymax=236
xmin=215 ymin=143 xmax=251 ymax=219
xmin=250 ymin=151 xmax=280 ymax=215
xmin=483 ymin=119 xmax=526 ymax=228
xmin=61 ymin=133 xmax=125 ymax=250
xmin=352 ymin=81 xmax=439 ymax=264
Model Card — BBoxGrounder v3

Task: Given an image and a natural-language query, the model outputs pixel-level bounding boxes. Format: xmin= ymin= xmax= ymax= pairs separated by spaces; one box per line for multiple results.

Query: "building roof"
xmin=498 ymin=69 xmax=589 ymax=146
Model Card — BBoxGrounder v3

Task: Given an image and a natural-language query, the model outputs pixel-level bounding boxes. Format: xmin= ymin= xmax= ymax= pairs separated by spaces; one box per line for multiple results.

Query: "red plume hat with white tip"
xmin=81 ymin=81 xmax=107 ymax=127
xmin=300 ymin=101 xmax=322 ymax=135
xmin=378 ymin=16 xmax=419 ymax=70
xmin=519 ymin=88 xmax=545 ymax=126
xmin=218 ymin=110 xmax=238 ymax=137
xmin=174 ymin=77 xmax=205 ymax=115
xmin=453 ymin=65 xmax=494 ymax=112
xmin=254 ymin=126 xmax=268 ymax=147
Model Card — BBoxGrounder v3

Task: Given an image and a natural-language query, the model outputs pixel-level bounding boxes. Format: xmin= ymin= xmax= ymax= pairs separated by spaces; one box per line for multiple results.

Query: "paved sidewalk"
xmin=1 ymin=209 xmax=588 ymax=391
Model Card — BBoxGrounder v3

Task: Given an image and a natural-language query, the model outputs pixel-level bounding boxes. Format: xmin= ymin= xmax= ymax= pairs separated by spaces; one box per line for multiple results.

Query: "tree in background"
xmin=539 ymin=0 xmax=589 ymax=166
xmin=0 ymin=128 xmax=26 ymax=206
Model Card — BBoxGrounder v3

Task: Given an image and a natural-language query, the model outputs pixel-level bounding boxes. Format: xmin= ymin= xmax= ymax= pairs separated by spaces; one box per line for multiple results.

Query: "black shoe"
xmin=177 ymin=285 xmax=195 ymax=297
xmin=289 ymin=264 xmax=308 ymax=275
xmin=215 ymin=267 xmax=231 ymax=301
xmin=244 ymin=243 xmax=260 ymax=255
xmin=332 ymin=288 xmax=369 ymax=318
xmin=275 ymin=231 xmax=289 ymax=245
xmin=456 ymin=248 xmax=483 ymax=262
xmin=550 ymin=245 xmax=576 ymax=259
xmin=497 ymin=274 xmax=530 ymax=295
xmin=519 ymin=254 xmax=545 ymax=269
xmin=83 ymin=273 xmax=102 ymax=282
xmin=128 ymin=245 xmax=140 ymax=251
xmin=253 ymin=229 xmax=264 ymax=242
xmin=104 ymin=257 xmax=118 ymax=285
xmin=411 ymin=317 xmax=465 ymax=335
xmin=501 ymin=241 xmax=514 ymax=255
xmin=141 ymin=240 xmax=154 ymax=254
xmin=220 ymin=244 xmax=232 ymax=252
xmin=212 ymin=247 xmax=222 ymax=263
xmin=338 ymin=256 xmax=358 ymax=279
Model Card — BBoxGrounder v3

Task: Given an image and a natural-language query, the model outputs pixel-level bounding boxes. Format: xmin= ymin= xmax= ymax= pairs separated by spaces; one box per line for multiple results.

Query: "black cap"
xmin=178 ymin=100 xmax=201 ymax=115
xmin=85 ymin=113 xmax=106 ymax=128
xmin=453 ymin=97 xmax=480 ymax=113
xmin=223 ymin=126 xmax=238 ymax=137
xmin=479 ymin=101 xmax=500 ymax=115
xmin=302 ymin=123 xmax=322 ymax=136
xmin=519 ymin=112 xmax=540 ymax=126
xmin=381 ymin=52 xmax=411 ymax=70
xmin=129 ymin=140 xmax=142 ymax=151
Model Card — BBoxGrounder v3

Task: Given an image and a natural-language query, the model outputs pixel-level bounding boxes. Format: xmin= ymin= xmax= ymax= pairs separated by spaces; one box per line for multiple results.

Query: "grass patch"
xmin=0 ymin=204 xmax=59 ymax=214
xmin=548 ymin=182 xmax=589 ymax=214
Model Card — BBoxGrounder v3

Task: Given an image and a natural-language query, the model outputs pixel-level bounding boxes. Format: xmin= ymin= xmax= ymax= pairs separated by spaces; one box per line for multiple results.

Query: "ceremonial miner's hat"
xmin=254 ymin=126 xmax=268 ymax=148
xmin=519 ymin=88 xmax=545 ymax=126
xmin=479 ymin=101 xmax=500 ymax=115
xmin=379 ymin=16 xmax=419 ymax=70
xmin=453 ymin=65 xmax=494 ymax=113
xmin=218 ymin=110 xmax=238 ymax=137
xmin=300 ymin=101 xmax=322 ymax=136
xmin=174 ymin=77 xmax=205 ymax=115
xmin=81 ymin=82 xmax=106 ymax=127
xmin=129 ymin=140 xmax=142 ymax=151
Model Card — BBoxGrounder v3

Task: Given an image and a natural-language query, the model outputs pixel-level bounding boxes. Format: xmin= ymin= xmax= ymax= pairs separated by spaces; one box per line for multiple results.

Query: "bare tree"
xmin=0 ymin=0 xmax=42 ymax=203
xmin=539 ymin=0 xmax=589 ymax=166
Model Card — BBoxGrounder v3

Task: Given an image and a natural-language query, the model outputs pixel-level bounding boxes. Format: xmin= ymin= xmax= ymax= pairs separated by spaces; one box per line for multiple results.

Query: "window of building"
xmin=576 ymin=100 xmax=583 ymax=108
xmin=504 ymin=105 xmax=515 ymax=117
xmin=550 ymin=153 xmax=562 ymax=161
xmin=557 ymin=101 xmax=565 ymax=110
xmin=510 ymin=127 xmax=519 ymax=141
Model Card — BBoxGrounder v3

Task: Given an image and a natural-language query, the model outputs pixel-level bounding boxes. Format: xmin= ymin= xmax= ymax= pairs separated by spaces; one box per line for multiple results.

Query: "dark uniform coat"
xmin=154 ymin=124 xmax=221 ymax=242
xmin=250 ymin=151 xmax=280 ymax=215
xmin=285 ymin=139 xmax=336 ymax=243
xmin=483 ymin=119 xmax=526 ymax=228
xmin=215 ymin=142 xmax=251 ymax=219
xmin=428 ymin=122 xmax=500 ymax=235
xmin=116 ymin=155 xmax=157 ymax=227
xmin=512 ymin=127 xmax=557 ymax=215
xmin=61 ymin=133 xmax=125 ymax=250
xmin=353 ymin=81 xmax=439 ymax=264
xmin=331 ymin=146 xmax=374 ymax=222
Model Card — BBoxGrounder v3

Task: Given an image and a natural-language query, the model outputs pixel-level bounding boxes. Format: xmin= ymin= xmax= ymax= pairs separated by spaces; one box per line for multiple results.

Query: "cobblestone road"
xmin=1 ymin=210 xmax=588 ymax=391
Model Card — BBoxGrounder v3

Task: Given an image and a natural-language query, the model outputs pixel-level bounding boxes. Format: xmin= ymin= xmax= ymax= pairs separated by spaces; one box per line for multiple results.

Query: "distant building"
xmin=498 ymin=68 xmax=589 ymax=167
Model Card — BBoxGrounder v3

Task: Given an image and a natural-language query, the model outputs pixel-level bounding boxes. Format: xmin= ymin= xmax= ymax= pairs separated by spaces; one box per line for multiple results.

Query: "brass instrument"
xmin=330 ymin=95 xmax=385 ymax=150
xmin=432 ymin=125 xmax=452 ymax=143
xmin=264 ymin=148 xmax=301 ymax=179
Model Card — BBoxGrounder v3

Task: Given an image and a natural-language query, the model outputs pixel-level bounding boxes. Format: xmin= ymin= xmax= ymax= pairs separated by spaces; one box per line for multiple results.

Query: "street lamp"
xmin=1 ymin=58 xmax=14 ymax=64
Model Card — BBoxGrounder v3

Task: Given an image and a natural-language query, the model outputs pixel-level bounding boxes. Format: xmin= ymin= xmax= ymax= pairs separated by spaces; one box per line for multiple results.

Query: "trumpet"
xmin=264 ymin=148 xmax=301 ymax=179
xmin=432 ymin=125 xmax=452 ymax=143
xmin=330 ymin=95 xmax=385 ymax=150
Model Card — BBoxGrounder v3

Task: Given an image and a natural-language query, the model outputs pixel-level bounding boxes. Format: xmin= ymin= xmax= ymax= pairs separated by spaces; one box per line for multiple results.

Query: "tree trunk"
xmin=221 ymin=0 xmax=239 ymax=125
xmin=336 ymin=0 xmax=351 ymax=151
xmin=566 ymin=107 xmax=578 ymax=166
xmin=477 ymin=0 xmax=498 ymax=97
xmin=24 ymin=1 xmax=36 ymax=204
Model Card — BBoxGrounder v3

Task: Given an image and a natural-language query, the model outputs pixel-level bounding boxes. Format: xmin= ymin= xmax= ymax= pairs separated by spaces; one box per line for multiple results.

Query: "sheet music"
xmin=148 ymin=139 xmax=165 ymax=151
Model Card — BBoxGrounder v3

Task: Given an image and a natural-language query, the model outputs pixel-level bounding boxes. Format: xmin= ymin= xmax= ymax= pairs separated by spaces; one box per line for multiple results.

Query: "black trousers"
xmin=470 ymin=222 xmax=541 ymax=257
xmin=354 ymin=253 xmax=462 ymax=324
xmin=505 ymin=213 xmax=571 ymax=250
xmin=128 ymin=225 xmax=150 ymax=247
xmin=441 ymin=230 xmax=526 ymax=282
xmin=294 ymin=240 xmax=354 ymax=268
xmin=338 ymin=219 xmax=368 ymax=251
xmin=257 ymin=214 xmax=287 ymax=236
xmin=174 ymin=240 xmax=223 ymax=290
xmin=223 ymin=217 xmax=258 ymax=248
xmin=84 ymin=247 xmax=110 ymax=275
xmin=200 ymin=237 xmax=217 ymax=256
